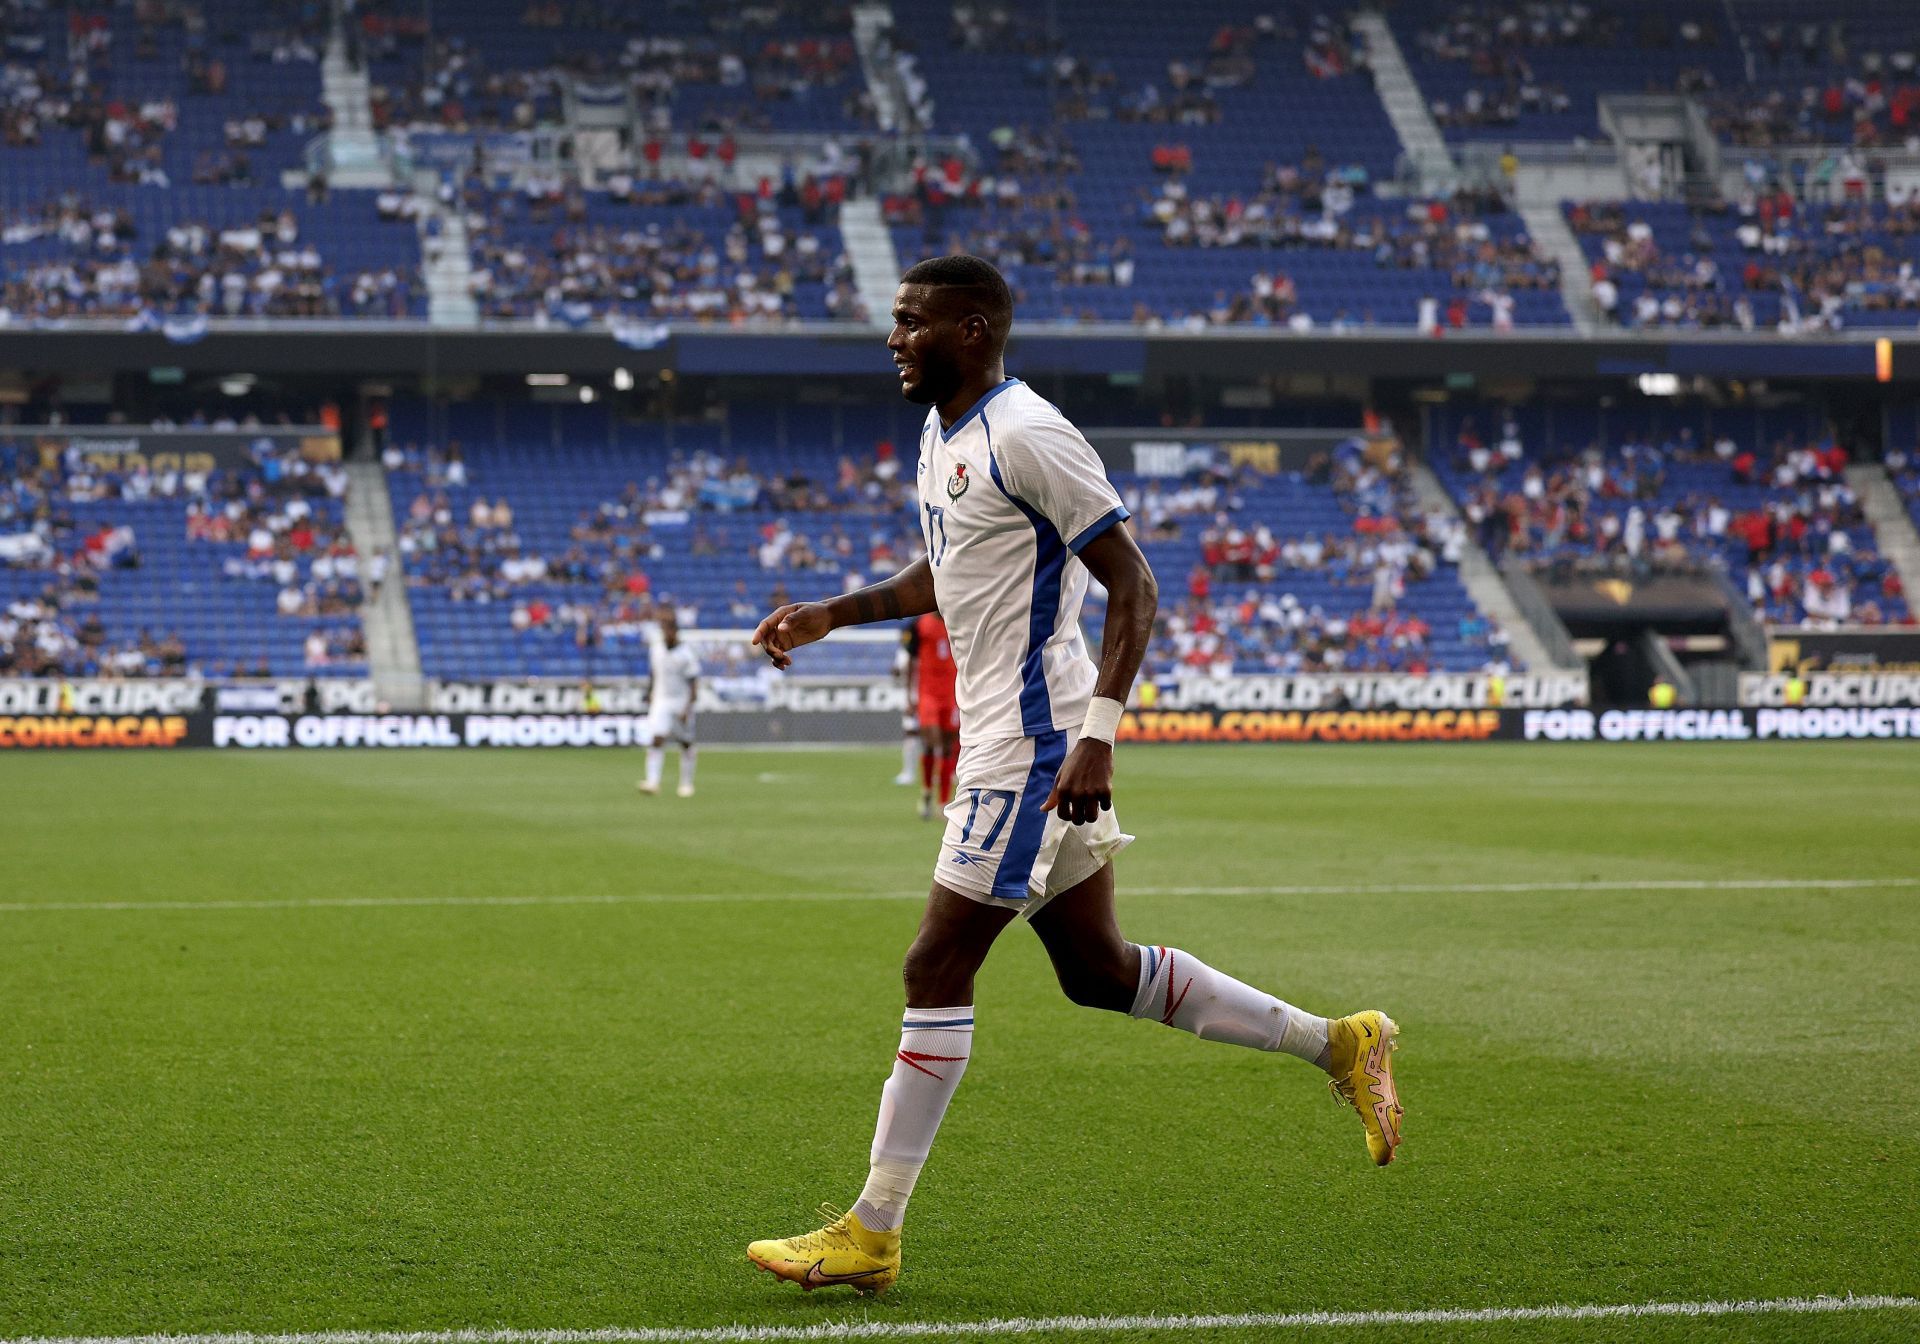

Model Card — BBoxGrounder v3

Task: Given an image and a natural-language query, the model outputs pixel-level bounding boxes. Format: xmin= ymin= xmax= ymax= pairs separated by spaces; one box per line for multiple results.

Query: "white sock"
xmin=902 ymin=734 xmax=919 ymax=774
xmin=679 ymin=746 xmax=697 ymax=789
xmin=1129 ymin=944 xmax=1329 ymax=1065
xmin=851 ymin=1005 xmax=973 ymax=1231
xmin=645 ymin=747 xmax=663 ymax=788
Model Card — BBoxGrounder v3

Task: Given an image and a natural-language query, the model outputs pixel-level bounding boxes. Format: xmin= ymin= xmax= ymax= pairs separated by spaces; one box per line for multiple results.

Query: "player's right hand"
xmin=752 ymin=602 xmax=832 ymax=669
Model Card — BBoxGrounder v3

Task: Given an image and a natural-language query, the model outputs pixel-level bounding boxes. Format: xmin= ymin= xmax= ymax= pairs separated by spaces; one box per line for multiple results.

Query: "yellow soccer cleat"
xmin=747 ymin=1204 xmax=900 ymax=1296
xmin=1326 ymin=1010 xmax=1403 ymax=1166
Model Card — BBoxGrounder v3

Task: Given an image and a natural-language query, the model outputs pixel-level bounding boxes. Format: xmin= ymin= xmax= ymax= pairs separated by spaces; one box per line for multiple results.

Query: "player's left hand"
xmin=752 ymin=601 xmax=832 ymax=669
xmin=1043 ymin=739 xmax=1113 ymax=825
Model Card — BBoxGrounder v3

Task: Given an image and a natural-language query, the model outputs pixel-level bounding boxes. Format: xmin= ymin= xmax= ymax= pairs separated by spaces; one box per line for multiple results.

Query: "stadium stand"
xmin=887 ymin=2 xmax=1568 ymax=327
xmin=0 ymin=0 xmax=1583 ymax=330
xmin=0 ymin=0 xmax=423 ymax=323
xmin=358 ymin=0 xmax=875 ymax=134
xmin=0 ymin=0 xmax=330 ymax=183
xmin=0 ymin=184 xmax=424 ymax=321
xmin=1428 ymin=403 xmax=1912 ymax=628
xmin=0 ymin=427 xmax=369 ymax=678
xmin=892 ymin=168 xmax=1565 ymax=328
xmin=460 ymin=174 xmax=861 ymax=324
xmin=384 ymin=398 xmax=1515 ymax=680
xmin=0 ymin=0 xmax=419 ymax=320
xmin=1390 ymin=0 xmax=1920 ymax=153
xmin=1568 ymin=195 xmax=1920 ymax=331
xmin=383 ymin=399 xmax=921 ymax=679
xmin=1112 ymin=442 xmax=1512 ymax=675
xmin=902 ymin=1 xmax=1403 ymax=180
xmin=1693 ymin=1 xmax=1920 ymax=149
xmin=1389 ymin=0 xmax=1740 ymax=145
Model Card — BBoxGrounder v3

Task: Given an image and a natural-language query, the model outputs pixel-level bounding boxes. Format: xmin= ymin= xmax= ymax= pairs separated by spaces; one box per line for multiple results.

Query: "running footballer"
xmin=747 ymin=256 xmax=1402 ymax=1295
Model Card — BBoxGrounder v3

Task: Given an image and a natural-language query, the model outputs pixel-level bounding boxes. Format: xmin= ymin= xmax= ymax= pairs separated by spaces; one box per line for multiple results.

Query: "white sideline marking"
xmin=0 ymin=876 xmax=1911 ymax=915
xmin=6 ymin=1295 xmax=1918 ymax=1344
xmin=1137 ymin=876 xmax=1920 ymax=898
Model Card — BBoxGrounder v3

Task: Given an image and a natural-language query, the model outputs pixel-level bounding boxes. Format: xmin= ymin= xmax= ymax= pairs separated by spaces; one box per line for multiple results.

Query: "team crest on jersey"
xmin=945 ymin=463 xmax=970 ymax=501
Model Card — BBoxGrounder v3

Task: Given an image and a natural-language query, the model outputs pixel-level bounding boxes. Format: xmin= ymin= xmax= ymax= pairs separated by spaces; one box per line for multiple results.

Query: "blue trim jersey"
xmin=915 ymin=378 xmax=1131 ymax=745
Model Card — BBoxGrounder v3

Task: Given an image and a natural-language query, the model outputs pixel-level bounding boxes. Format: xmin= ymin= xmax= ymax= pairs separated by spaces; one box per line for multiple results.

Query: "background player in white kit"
xmin=891 ymin=637 xmax=922 ymax=787
xmin=746 ymin=256 xmax=1402 ymax=1295
xmin=636 ymin=609 xmax=700 ymax=798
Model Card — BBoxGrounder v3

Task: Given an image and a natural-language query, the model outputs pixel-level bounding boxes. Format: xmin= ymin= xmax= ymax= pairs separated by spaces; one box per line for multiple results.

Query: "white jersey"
xmin=915 ymin=378 xmax=1130 ymax=744
xmin=648 ymin=634 xmax=701 ymax=714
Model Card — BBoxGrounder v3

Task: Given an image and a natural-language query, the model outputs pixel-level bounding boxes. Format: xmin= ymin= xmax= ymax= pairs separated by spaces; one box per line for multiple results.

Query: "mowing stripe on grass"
xmin=0 ymin=876 xmax=1912 ymax=914
xmin=7 ymin=1294 xmax=1918 ymax=1344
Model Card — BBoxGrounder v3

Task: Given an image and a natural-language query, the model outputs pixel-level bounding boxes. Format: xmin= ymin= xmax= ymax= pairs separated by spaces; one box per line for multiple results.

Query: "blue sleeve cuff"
xmin=1068 ymin=506 xmax=1131 ymax=555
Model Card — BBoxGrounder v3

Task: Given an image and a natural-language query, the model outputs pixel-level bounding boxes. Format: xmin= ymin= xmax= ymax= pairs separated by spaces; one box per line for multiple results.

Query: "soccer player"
xmin=747 ymin=256 xmax=1401 ymax=1295
xmin=904 ymin=612 xmax=959 ymax=819
xmin=891 ymin=637 xmax=921 ymax=787
xmin=636 ymin=610 xmax=700 ymax=798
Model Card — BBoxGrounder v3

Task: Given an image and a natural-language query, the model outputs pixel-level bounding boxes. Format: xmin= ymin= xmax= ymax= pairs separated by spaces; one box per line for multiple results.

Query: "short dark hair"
xmin=901 ymin=254 xmax=1013 ymax=349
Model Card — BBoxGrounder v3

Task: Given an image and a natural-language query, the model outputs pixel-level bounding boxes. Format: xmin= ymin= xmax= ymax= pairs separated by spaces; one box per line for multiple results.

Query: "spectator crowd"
xmin=0 ymin=420 xmax=369 ymax=676
xmin=1413 ymin=1 xmax=1717 ymax=132
xmin=363 ymin=0 xmax=868 ymax=135
xmin=1445 ymin=414 xmax=1909 ymax=627
xmin=462 ymin=173 xmax=862 ymax=324
xmin=1 ymin=0 xmax=328 ymax=179
xmin=1117 ymin=444 xmax=1509 ymax=677
xmin=1572 ymin=192 xmax=1920 ymax=332
xmin=0 ymin=195 xmax=420 ymax=322
xmin=388 ymin=438 xmax=919 ymax=652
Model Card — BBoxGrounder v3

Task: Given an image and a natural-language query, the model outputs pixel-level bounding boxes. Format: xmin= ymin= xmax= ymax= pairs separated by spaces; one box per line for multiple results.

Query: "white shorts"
xmin=645 ymin=704 xmax=695 ymax=746
xmin=935 ymin=727 xmax=1134 ymax=918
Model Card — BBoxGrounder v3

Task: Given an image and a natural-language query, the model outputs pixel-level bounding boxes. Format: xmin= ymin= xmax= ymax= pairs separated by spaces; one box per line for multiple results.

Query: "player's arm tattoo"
xmin=826 ymin=557 xmax=937 ymax=628
xmin=1077 ymin=524 xmax=1159 ymax=706
xmin=849 ymin=584 xmax=903 ymax=623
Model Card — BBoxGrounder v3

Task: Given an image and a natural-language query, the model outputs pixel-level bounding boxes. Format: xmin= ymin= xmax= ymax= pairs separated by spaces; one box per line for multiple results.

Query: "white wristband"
xmin=1081 ymin=696 xmax=1124 ymax=745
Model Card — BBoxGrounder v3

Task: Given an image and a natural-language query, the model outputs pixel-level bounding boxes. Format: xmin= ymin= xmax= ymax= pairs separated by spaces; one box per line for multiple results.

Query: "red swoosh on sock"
xmin=896 ymin=1049 xmax=967 ymax=1080
xmin=1161 ymin=951 xmax=1193 ymax=1025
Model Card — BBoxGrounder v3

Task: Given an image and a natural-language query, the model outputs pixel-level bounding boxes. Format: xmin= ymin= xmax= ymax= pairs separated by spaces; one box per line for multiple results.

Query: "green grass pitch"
xmin=2 ymin=743 xmax=1917 ymax=1344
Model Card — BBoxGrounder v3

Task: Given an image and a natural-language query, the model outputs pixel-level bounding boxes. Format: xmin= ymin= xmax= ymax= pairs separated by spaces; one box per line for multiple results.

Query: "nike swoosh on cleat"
xmin=803 ymin=1260 xmax=885 ymax=1288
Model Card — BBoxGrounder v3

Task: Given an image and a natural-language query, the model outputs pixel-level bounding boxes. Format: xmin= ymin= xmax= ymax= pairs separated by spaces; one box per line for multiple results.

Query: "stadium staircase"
xmin=317 ymin=4 xmax=391 ymax=188
xmin=1514 ymin=199 xmax=1602 ymax=333
xmin=1352 ymin=10 xmax=1455 ymax=194
xmin=421 ymin=203 xmax=480 ymax=327
xmin=1598 ymin=94 xmax=1723 ymax=206
xmin=1849 ymin=464 xmax=1920 ymax=611
xmin=839 ymin=198 xmax=905 ymax=324
xmin=850 ymin=3 xmax=910 ymax=133
xmin=344 ymin=462 xmax=427 ymax=708
xmin=1406 ymin=462 xmax=1573 ymax=671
